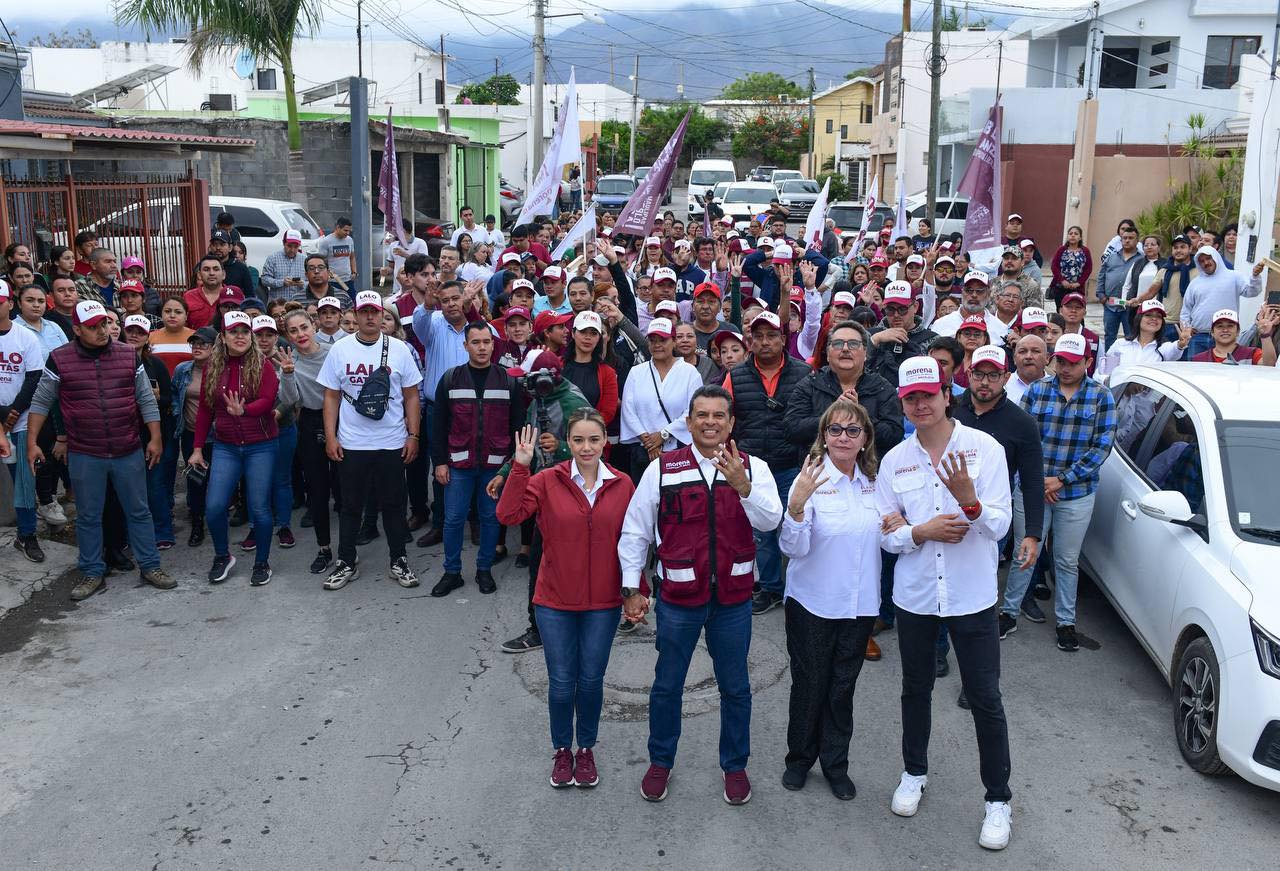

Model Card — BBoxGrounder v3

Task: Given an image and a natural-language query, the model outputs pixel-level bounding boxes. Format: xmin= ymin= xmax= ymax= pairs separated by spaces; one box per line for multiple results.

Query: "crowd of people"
xmin=1 ymin=199 xmax=1276 ymax=852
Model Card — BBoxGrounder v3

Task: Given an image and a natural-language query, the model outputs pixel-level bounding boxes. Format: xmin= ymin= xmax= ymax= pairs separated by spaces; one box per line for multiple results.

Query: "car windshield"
xmin=690 ymin=169 xmax=736 ymax=187
xmin=1218 ymin=421 xmax=1280 ymax=546
xmin=634 ymin=167 xmax=649 ymax=179
xmin=714 ymin=182 xmax=731 ymax=198
xmin=597 ymin=178 xmax=636 ymax=195
xmin=773 ymin=171 xmax=801 ymax=181
xmin=782 ymin=181 xmax=819 ymax=193
xmin=282 ymin=207 xmax=322 ymax=239
xmin=724 ymin=187 xmax=770 ymax=204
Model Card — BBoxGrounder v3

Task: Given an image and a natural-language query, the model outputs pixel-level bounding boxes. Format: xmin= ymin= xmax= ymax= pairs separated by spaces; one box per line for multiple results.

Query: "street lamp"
xmin=532 ymin=3 xmax=604 ymax=170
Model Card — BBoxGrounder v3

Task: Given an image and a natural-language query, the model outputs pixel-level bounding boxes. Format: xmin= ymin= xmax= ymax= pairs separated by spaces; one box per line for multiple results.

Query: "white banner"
xmin=517 ymin=69 xmax=580 ymax=226
xmin=802 ymin=177 xmax=831 ymax=251
xmin=852 ymin=175 xmax=879 ymax=250
xmin=550 ymin=204 xmax=597 ymax=261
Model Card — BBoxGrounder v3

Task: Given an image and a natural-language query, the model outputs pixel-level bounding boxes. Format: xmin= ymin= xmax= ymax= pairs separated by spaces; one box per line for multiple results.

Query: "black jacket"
xmin=954 ymin=390 xmax=1045 ymax=540
xmin=784 ymin=366 xmax=903 ymax=462
xmin=867 ymin=317 xmax=937 ymax=387
xmin=728 ymin=354 xmax=811 ymax=471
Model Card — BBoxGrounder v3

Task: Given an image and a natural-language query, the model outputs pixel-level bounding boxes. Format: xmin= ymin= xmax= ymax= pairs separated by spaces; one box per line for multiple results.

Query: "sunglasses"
xmin=824 ymin=424 xmax=864 ymax=439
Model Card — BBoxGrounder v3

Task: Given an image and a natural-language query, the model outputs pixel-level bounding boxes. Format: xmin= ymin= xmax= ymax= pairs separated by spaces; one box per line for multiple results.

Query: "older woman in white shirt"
xmin=778 ymin=397 xmax=882 ymax=802
xmin=618 ymin=317 xmax=703 ymax=482
xmin=1097 ymin=299 xmax=1189 ymax=383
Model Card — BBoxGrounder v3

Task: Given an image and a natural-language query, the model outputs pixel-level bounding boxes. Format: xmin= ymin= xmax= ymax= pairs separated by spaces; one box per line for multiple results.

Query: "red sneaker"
xmin=574 ymin=747 xmax=599 ymax=788
xmin=549 ymin=747 xmax=575 ymax=788
xmin=239 ymin=533 xmax=256 ymax=551
xmin=640 ymin=764 xmax=670 ymax=802
xmin=723 ymin=769 xmax=752 ymax=805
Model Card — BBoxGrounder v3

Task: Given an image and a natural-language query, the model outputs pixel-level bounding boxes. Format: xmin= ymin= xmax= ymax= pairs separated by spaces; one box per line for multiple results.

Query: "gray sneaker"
xmin=70 ymin=575 xmax=105 ymax=601
xmin=140 ymin=568 xmax=177 ymax=590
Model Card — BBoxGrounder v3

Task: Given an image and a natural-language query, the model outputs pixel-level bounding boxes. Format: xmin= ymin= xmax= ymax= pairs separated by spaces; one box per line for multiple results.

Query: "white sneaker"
xmin=390 ymin=556 xmax=419 ymax=588
xmin=37 ymin=501 xmax=68 ymax=526
xmin=323 ymin=559 xmax=359 ymax=591
xmin=978 ymin=801 xmax=1012 ymax=850
xmin=891 ymin=771 xmax=927 ymax=817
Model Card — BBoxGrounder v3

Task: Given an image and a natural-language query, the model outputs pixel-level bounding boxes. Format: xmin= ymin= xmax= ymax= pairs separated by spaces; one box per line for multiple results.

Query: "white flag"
xmin=518 ymin=69 xmax=580 ymax=226
xmin=894 ymin=164 xmax=908 ymax=240
xmin=550 ymin=205 xmax=596 ymax=261
xmin=802 ymin=177 xmax=831 ymax=252
xmin=852 ymin=175 xmax=879 ymax=249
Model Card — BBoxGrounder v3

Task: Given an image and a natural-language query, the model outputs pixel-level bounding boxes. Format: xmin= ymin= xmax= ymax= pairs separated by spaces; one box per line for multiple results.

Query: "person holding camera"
xmin=319 ymin=290 xmax=424 ymax=591
xmin=429 ymin=321 xmax=525 ymax=598
xmin=485 ymin=348 xmax=590 ymax=654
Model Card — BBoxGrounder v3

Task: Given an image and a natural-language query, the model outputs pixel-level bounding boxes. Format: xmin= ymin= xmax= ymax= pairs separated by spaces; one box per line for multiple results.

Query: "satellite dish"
xmin=234 ymin=49 xmax=255 ymax=79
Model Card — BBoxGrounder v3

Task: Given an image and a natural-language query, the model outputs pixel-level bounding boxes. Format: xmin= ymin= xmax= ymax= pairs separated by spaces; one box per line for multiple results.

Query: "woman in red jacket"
xmin=496 ymin=408 xmax=642 ymax=791
xmin=188 ymin=310 xmax=280 ymax=587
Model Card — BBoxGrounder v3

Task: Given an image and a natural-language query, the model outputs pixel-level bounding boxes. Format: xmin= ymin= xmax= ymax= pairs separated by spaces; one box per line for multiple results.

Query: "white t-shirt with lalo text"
xmin=0 ymin=324 xmax=45 ymax=434
xmin=317 ymin=332 xmax=423 ymax=451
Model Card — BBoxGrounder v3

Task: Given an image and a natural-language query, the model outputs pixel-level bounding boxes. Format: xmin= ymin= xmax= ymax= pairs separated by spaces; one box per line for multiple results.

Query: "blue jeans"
xmin=422 ymin=401 xmax=444 ymax=531
xmin=649 ymin=597 xmax=752 ymax=772
xmin=67 ymin=449 xmax=161 ymax=577
xmin=206 ymin=440 xmax=276 ymax=564
xmin=1002 ymin=491 xmax=1095 ymax=626
xmin=1102 ymin=305 xmax=1127 ymax=353
xmin=534 ymin=604 xmax=621 ymax=749
xmin=570 ymin=189 xmax=583 ymax=211
xmin=443 ymin=466 xmax=500 ymax=573
xmin=273 ymin=425 xmax=298 ymax=528
xmin=754 ymin=465 xmax=798 ymax=595
xmin=146 ymin=436 xmax=178 ymax=543
xmin=1186 ymin=331 xmax=1213 ymax=359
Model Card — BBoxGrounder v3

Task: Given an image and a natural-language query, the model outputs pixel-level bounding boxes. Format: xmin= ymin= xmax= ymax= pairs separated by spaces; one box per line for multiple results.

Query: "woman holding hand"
xmin=496 ymin=409 xmax=642 ymax=791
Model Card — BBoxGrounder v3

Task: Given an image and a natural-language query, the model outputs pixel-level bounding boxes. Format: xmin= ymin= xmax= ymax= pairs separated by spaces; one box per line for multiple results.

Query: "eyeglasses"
xmin=969 ymin=368 xmax=1005 ymax=382
xmin=306 ymin=264 xmax=328 ymax=272
xmin=828 ymin=339 xmax=864 ymax=350
xmin=824 ymin=424 xmax=864 ymax=439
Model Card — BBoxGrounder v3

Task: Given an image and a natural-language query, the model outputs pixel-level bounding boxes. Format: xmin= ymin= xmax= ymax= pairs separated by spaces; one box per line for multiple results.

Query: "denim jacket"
xmin=171 ymin=361 xmax=194 ymax=440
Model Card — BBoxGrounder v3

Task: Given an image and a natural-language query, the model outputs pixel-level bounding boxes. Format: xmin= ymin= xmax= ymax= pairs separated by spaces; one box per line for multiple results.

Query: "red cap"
xmin=116 ymin=278 xmax=146 ymax=296
xmin=502 ymin=305 xmax=532 ymax=322
xmin=869 ymin=252 xmax=889 ymax=268
xmin=218 ymin=286 xmax=246 ymax=305
xmin=958 ymin=314 xmax=988 ymax=334
xmin=533 ymin=310 xmax=573 ymax=335
xmin=1059 ymin=292 xmax=1087 ymax=308
xmin=693 ymin=281 xmax=721 ymax=299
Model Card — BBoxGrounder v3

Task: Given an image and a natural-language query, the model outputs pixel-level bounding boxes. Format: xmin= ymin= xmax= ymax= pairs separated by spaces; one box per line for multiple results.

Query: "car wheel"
xmin=1173 ymin=636 xmax=1231 ymax=775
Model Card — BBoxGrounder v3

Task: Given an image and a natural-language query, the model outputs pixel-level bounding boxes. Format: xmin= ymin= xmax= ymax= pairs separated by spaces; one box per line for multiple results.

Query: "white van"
xmin=687 ymin=159 xmax=738 ymax=218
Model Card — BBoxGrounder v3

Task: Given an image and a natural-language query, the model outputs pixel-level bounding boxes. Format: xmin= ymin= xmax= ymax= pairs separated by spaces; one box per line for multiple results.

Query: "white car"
xmin=687 ymin=158 xmax=737 ymax=218
xmin=720 ymin=182 xmax=778 ymax=228
xmin=903 ymin=193 xmax=968 ymax=238
xmin=769 ymin=169 xmax=803 ymax=192
xmin=1081 ymin=363 xmax=1280 ymax=791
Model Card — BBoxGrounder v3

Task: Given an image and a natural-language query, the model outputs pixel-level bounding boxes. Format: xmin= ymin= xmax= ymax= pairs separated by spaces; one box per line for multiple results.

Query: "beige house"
xmin=810 ymin=77 xmax=875 ymax=199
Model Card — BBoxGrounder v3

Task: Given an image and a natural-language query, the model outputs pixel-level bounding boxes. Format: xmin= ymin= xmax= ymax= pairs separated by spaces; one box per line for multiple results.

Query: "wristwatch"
xmin=621 ymin=586 xmax=640 ymax=598
xmin=659 ymin=427 xmax=671 ymax=442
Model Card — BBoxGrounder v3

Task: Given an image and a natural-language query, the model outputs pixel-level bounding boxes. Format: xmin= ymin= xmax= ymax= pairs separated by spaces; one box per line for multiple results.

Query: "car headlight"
xmin=780 ymin=199 xmax=791 ymax=205
xmin=1253 ymin=619 xmax=1280 ymax=680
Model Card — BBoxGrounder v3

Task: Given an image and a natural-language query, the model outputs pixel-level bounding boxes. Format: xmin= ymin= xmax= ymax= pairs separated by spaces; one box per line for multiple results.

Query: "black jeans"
xmin=896 ymin=605 xmax=1012 ymax=803
xmin=403 ymin=404 xmax=431 ymax=517
xmin=526 ymin=527 xmax=543 ymax=633
xmin=297 ymin=409 xmax=339 ymax=549
xmin=784 ymin=599 xmax=876 ymax=779
xmin=34 ymin=423 xmax=69 ymax=504
xmin=336 ymin=448 xmax=408 ymax=566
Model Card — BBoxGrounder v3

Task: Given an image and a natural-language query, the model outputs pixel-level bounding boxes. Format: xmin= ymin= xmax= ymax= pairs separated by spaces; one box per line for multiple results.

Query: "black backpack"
xmin=343 ymin=336 xmax=393 ymax=420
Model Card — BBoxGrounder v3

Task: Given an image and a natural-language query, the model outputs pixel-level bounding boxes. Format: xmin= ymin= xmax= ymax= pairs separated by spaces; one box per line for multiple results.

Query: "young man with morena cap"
xmin=1001 ymin=333 xmax=1115 ymax=651
xmin=874 ymin=355 xmax=1014 ymax=850
xmin=931 ymin=271 xmax=1010 ymax=343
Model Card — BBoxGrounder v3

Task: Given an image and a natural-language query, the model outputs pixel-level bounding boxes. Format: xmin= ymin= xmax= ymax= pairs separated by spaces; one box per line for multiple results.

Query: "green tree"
xmin=456 ymin=74 xmax=520 ymax=106
xmin=596 ymin=120 xmax=630 ymax=173
xmin=731 ymin=113 xmax=809 ymax=167
xmin=1138 ymin=114 xmax=1245 ymax=242
xmin=720 ymin=72 xmax=804 ymax=101
xmin=844 ymin=67 xmax=873 ymax=80
xmin=26 ymin=28 xmax=99 ymax=48
xmin=635 ymin=104 xmax=730 ymax=167
xmin=816 ymin=171 xmax=851 ymax=202
xmin=116 ymin=0 xmax=321 ymax=153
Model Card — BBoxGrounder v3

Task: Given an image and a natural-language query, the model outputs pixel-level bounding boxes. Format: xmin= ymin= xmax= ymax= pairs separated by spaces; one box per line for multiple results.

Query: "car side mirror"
xmin=1139 ymin=490 xmax=1207 ymax=533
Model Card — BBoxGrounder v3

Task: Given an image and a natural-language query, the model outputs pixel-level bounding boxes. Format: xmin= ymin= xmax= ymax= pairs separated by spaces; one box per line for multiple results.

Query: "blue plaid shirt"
xmin=1019 ymin=375 xmax=1117 ymax=500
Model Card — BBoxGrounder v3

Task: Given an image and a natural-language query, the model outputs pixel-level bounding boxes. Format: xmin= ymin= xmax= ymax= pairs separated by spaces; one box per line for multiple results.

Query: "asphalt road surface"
xmin=1 ymin=504 xmax=1278 ymax=871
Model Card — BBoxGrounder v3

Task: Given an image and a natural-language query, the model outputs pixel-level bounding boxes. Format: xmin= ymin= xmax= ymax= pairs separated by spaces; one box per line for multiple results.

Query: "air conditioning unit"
xmin=206 ymin=93 xmax=233 ymax=111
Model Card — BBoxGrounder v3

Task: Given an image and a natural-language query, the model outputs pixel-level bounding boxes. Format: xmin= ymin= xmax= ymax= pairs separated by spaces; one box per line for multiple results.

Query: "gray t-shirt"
xmin=317 ymin=232 xmax=355 ymax=280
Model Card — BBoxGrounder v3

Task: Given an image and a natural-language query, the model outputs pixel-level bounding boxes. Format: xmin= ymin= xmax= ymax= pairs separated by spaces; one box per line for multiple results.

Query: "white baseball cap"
xmin=501 ymin=251 xmax=521 ymax=265
xmin=883 ymin=281 xmax=914 ymax=305
xmin=655 ymin=300 xmax=679 ymax=316
xmin=971 ymin=344 xmax=1007 ymax=371
xmin=644 ymin=236 xmax=662 ymax=248
xmin=223 ymin=310 xmax=253 ymax=330
xmin=759 ymin=236 xmax=776 ymax=248
xmin=1211 ymin=308 xmax=1239 ymax=326
xmin=749 ymin=310 xmax=782 ymax=332
xmin=283 ymin=229 xmax=303 ymax=244
xmin=646 ymin=317 xmax=674 ymax=338
xmin=1053 ymin=332 xmax=1089 ymax=362
xmin=317 ymin=296 xmax=343 ymax=310
xmin=653 ymin=267 xmax=677 ymax=284
xmin=1138 ymin=299 xmax=1167 ymax=316
xmin=573 ymin=310 xmax=603 ymax=333
xmin=1018 ymin=238 xmax=1036 ymax=249
xmin=355 ymin=290 xmax=383 ymax=310
xmin=897 ymin=356 xmax=943 ymax=398
xmin=542 ymin=265 xmax=565 ymax=282
xmin=771 ymin=244 xmax=793 ymax=262
xmin=718 ymin=215 xmax=734 ymax=226
xmin=963 ymin=270 xmax=990 ymax=287
xmin=673 ymin=238 xmax=692 ymax=251
xmin=123 ymin=314 xmax=151 ymax=332
xmin=73 ymin=300 xmax=109 ymax=326
xmin=0 ymin=279 xmax=10 ymax=300
xmin=252 ymin=314 xmax=278 ymax=333
xmin=511 ymin=278 xmax=535 ymax=293
xmin=935 ymin=255 xmax=956 ymax=267
xmin=1019 ymin=307 xmax=1049 ymax=329
xmin=1007 ymin=212 xmax=1023 ymax=221
xmin=832 ymin=291 xmax=858 ymax=309
xmin=905 ymin=254 xmax=925 ymax=266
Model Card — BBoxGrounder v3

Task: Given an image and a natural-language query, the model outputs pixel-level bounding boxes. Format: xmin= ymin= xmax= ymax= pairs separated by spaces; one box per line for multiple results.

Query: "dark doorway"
xmin=1100 ymin=47 xmax=1139 ymax=89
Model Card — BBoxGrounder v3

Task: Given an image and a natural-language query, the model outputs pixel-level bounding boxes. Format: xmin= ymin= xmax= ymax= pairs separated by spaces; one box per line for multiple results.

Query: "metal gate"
xmin=0 ymin=172 xmax=210 ymax=298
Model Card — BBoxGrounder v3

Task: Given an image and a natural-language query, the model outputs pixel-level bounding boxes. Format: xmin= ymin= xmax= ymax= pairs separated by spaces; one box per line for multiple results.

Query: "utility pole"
xmin=609 ymin=45 xmax=615 ymax=87
xmin=439 ymin=34 xmax=449 ymax=132
xmin=494 ymin=57 xmax=500 ymax=78
xmin=628 ymin=54 xmax=640 ymax=175
xmin=807 ymin=67 xmax=816 ymax=176
xmin=356 ymin=0 xmax=363 ymax=77
xmin=349 ymin=76 xmax=371 ymax=288
xmin=926 ymin=0 xmax=943 ymax=221
xmin=532 ymin=0 xmax=547 ymax=170
xmin=902 ymin=0 xmax=911 ymax=34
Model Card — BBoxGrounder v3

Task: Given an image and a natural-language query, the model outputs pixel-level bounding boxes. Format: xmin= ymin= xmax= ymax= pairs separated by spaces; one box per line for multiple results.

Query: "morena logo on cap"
xmin=972 ymin=345 xmax=1007 ymax=370
xmin=646 ymin=317 xmax=674 ymax=338
xmin=1053 ymin=332 xmax=1089 ymax=361
xmin=897 ymin=356 xmax=943 ymax=398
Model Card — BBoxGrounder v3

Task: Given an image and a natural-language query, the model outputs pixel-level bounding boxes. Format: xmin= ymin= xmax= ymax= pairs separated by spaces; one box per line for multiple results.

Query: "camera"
xmin=521 ymin=367 xmax=559 ymax=398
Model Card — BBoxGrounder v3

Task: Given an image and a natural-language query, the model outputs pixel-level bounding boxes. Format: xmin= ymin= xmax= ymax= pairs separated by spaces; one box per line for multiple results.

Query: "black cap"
xmin=189 ymin=327 xmax=217 ymax=344
xmin=1173 ymin=234 xmax=1191 ymax=245
xmin=210 ymin=229 xmax=232 ymax=243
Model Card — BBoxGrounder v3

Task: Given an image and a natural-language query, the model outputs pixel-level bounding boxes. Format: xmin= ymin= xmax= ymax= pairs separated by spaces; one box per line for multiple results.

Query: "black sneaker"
xmin=13 ymin=534 xmax=45 ymax=563
xmin=751 ymin=590 xmax=783 ymax=615
xmin=617 ymin=619 xmax=637 ymax=635
xmin=106 ymin=549 xmax=135 ymax=572
xmin=300 ymin=510 xmax=314 ymax=529
xmin=1056 ymin=624 xmax=1080 ymax=652
xmin=501 ymin=628 xmax=542 ymax=653
xmin=187 ymin=517 xmax=205 ymax=547
xmin=475 ymin=569 xmax=496 ymax=594
xmin=229 ymin=506 xmax=248 ymax=528
xmin=355 ymin=525 xmax=380 ymax=546
xmin=390 ymin=557 xmax=419 ymax=588
xmin=309 ymin=548 xmax=334 ymax=574
xmin=324 ymin=559 xmax=359 ymax=591
xmin=250 ymin=562 xmax=273 ymax=586
xmin=1020 ymin=598 xmax=1047 ymax=623
xmin=514 ymin=552 xmax=529 ymax=568
xmin=208 ymin=554 xmax=235 ymax=584
xmin=1033 ymin=582 xmax=1052 ymax=601
xmin=957 ymin=689 xmax=970 ymax=710
xmin=430 ymin=572 xmax=464 ymax=598
xmin=997 ymin=613 xmax=1018 ymax=639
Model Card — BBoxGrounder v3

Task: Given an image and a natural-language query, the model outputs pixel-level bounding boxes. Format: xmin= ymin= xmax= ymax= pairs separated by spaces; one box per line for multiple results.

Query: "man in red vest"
xmin=619 ymin=384 xmax=784 ymax=806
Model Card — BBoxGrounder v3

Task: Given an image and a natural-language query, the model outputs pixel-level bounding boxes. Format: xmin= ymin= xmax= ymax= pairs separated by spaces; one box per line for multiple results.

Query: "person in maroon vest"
xmin=26 ymin=300 xmax=176 ymax=600
xmin=619 ymin=384 xmax=784 ymax=806
xmin=429 ymin=321 xmax=525 ymax=598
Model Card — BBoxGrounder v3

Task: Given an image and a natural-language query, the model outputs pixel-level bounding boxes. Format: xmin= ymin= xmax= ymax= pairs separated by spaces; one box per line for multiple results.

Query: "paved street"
xmin=1 ymin=514 xmax=1278 ymax=870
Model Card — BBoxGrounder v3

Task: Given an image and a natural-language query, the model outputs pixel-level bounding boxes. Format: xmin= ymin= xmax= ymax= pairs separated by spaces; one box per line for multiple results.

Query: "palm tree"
xmin=116 ymin=0 xmax=321 ymax=154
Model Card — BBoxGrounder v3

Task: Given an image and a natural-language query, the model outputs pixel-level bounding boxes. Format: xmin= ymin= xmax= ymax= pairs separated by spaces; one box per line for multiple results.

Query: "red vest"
xmin=445 ymin=364 xmax=517 ymax=469
xmin=655 ymin=445 xmax=757 ymax=607
xmin=51 ymin=340 xmax=143 ymax=458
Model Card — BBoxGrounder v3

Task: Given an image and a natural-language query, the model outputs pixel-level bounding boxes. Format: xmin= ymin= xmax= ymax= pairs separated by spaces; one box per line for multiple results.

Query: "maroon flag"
xmin=378 ymin=108 xmax=406 ymax=247
xmin=615 ymin=109 xmax=691 ymax=237
xmin=956 ymin=101 xmax=1002 ymax=254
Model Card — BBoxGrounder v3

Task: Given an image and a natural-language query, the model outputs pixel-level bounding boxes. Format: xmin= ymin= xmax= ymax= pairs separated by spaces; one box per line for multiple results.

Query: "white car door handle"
xmin=1121 ymin=499 xmax=1138 ymax=519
